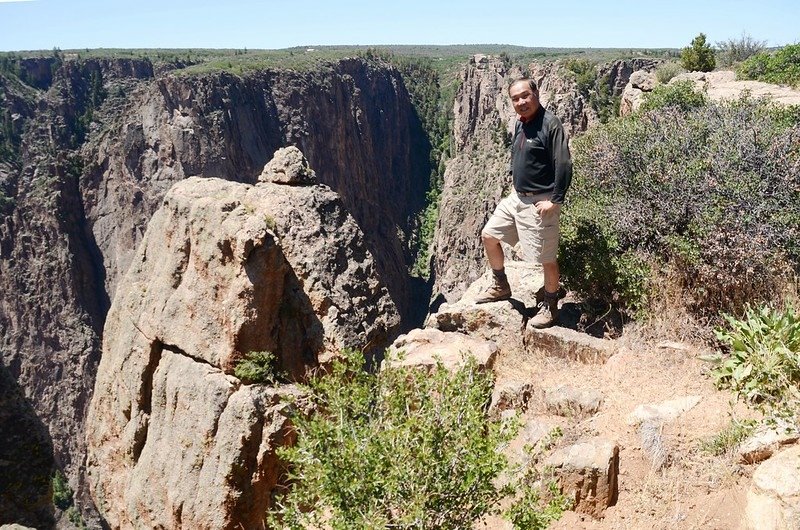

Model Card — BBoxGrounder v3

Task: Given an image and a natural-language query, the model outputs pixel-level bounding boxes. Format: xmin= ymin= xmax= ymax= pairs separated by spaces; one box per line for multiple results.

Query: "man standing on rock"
xmin=475 ymin=78 xmax=572 ymax=328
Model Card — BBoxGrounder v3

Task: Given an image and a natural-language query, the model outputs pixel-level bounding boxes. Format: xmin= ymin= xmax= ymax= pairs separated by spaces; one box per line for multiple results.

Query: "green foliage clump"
xmin=654 ymin=61 xmax=684 ymax=84
xmin=715 ymin=32 xmax=767 ymax=67
xmin=639 ymin=80 xmax=708 ymax=112
xmin=680 ymin=33 xmax=716 ymax=72
xmin=562 ymin=59 xmax=620 ymax=123
xmin=700 ymin=417 xmax=756 ymax=456
xmin=507 ymin=482 xmax=573 ymax=530
xmin=737 ymin=43 xmax=800 ymax=87
xmin=563 ymin=96 xmax=800 ymax=318
xmin=269 ymin=349 xmax=521 ymax=529
xmin=233 ymin=351 xmax=279 ymax=385
xmin=707 ymin=305 xmax=800 ymax=420
xmin=564 ymin=58 xmax=597 ymax=98
xmin=52 ymin=470 xmax=73 ymax=510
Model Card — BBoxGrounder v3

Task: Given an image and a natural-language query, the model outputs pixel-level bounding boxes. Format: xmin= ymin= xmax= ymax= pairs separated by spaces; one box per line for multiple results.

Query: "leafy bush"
xmin=563 ymin=96 xmax=800 ymax=318
xmin=654 ymin=61 xmax=684 ymax=84
xmin=564 ymin=58 xmax=596 ymax=98
xmin=506 ymin=482 xmax=573 ymax=530
xmin=269 ymin=349 xmax=522 ymax=529
xmin=639 ymin=80 xmax=708 ymax=112
xmin=681 ymin=33 xmax=716 ymax=72
xmin=737 ymin=43 xmax=800 ymax=87
xmin=233 ymin=351 xmax=279 ymax=384
xmin=52 ymin=470 xmax=73 ymax=510
xmin=707 ymin=305 xmax=800 ymax=419
xmin=716 ymin=32 xmax=767 ymax=67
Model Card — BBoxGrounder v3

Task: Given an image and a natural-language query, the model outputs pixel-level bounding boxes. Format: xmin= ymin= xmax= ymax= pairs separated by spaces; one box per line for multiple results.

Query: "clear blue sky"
xmin=0 ymin=0 xmax=797 ymax=52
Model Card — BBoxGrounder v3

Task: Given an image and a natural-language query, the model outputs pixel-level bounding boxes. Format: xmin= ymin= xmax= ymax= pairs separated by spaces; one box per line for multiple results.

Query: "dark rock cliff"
xmin=0 ymin=56 xmax=430 ymax=526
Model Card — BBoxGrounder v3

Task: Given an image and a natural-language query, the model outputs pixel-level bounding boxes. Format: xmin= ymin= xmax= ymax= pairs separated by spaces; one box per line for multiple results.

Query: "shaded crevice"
xmin=160 ymin=342 xmax=219 ymax=370
xmin=132 ymin=339 xmax=163 ymax=462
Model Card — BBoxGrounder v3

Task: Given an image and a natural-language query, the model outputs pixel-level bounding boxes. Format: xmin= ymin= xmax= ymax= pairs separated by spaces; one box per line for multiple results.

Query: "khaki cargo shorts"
xmin=481 ymin=191 xmax=560 ymax=264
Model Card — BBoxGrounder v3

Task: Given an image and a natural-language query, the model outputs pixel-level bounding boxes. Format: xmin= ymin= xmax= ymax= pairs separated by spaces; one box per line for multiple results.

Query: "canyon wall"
xmin=0 ymin=56 xmax=428 ymax=525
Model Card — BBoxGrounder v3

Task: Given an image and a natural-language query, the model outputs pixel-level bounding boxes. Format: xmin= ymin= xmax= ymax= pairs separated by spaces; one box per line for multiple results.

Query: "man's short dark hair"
xmin=509 ymin=78 xmax=538 ymax=94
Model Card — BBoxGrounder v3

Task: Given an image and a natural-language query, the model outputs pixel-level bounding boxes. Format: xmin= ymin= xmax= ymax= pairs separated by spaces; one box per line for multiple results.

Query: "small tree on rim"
xmin=681 ymin=33 xmax=716 ymax=72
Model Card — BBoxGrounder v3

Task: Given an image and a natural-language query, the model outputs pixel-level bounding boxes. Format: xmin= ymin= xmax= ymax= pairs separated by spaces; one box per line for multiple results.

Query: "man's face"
xmin=509 ymin=81 xmax=540 ymax=121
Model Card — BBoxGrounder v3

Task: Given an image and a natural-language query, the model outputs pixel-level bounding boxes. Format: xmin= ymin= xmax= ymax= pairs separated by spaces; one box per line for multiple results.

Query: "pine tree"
xmin=681 ymin=33 xmax=716 ymax=72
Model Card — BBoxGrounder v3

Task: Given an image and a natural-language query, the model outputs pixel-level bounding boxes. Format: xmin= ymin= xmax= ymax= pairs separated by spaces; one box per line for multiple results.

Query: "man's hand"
xmin=535 ymin=200 xmax=559 ymax=216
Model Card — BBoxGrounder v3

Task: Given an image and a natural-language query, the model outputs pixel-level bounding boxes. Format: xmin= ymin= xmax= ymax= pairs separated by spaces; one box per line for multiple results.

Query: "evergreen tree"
xmin=681 ymin=33 xmax=716 ymax=72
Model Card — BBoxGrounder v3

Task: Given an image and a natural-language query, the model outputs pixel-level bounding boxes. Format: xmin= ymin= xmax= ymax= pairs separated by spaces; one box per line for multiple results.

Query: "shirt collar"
xmin=518 ymin=105 xmax=543 ymax=124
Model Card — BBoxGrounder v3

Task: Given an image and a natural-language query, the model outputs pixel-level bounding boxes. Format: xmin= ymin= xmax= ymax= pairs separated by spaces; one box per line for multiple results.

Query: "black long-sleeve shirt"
xmin=509 ymin=106 xmax=572 ymax=203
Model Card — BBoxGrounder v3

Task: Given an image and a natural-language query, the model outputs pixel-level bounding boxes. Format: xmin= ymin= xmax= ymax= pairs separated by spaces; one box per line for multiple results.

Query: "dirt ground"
xmin=486 ymin=326 xmax=759 ymax=530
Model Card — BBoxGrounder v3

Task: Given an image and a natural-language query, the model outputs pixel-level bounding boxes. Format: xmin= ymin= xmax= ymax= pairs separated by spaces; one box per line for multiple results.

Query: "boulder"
xmin=544 ymin=385 xmax=604 ymax=417
xmin=544 ymin=438 xmax=620 ymax=518
xmin=258 ymin=146 xmax=317 ymax=185
xmin=490 ymin=380 xmax=537 ymax=415
xmin=739 ymin=424 xmax=800 ymax=465
xmin=620 ymin=70 xmax=656 ymax=116
xmin=86 ymin=169 xmax=399 ymax=528
xmin=745 ymin=444 xmax=800 ymax=530
xmin=629 ymin=70 xmax=657 ymax=91
xmin=386 ymin=328 xmax=499 ymax=372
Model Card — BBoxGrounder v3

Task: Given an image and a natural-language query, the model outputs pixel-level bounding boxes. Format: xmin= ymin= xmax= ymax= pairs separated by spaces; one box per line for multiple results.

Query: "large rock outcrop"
xmin=0 ymin=56 xmax=427 ymax=521
xmin=87 ymin=169 xmax=399 ymax=528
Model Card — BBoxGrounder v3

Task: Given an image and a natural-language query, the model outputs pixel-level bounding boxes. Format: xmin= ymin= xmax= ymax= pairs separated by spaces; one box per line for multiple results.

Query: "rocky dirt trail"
xmin=399 ymin=261 xmax=795 ymax=530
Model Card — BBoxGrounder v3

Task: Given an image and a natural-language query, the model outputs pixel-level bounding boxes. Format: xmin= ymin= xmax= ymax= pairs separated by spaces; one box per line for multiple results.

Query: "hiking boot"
xmin=530 ymin=294 xmax=559 ymax=328
xmin=475 ymin=279 xmax=512 ymax=304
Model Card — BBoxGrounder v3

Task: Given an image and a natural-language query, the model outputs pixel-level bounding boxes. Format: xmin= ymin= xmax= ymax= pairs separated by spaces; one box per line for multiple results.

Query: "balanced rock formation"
xmin=87 ymin=155 xmax=399 ymax=528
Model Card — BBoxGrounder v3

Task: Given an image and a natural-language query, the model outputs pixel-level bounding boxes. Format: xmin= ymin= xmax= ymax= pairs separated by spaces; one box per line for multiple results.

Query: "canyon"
xmin=1 ymin=51 xmax=642 ymax=527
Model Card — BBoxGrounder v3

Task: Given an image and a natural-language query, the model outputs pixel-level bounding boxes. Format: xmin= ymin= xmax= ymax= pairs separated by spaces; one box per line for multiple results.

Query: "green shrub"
xmin=737 ymin=43 xmax=800 ymax=87
xmin=639 ymin=80 xmax=708 ymax=112
xmin=233 ymin=351 xmax=279 ymax=385
xmin=52 ymin=470 xmax=73 ymax=510
xmin=716 ymin=32 xmax=767 ymax=67
xmin=654 ymin=61 xmax=684 ymax=84
xmin=563 ymin=96 xmax=800 ymax=318
xmin=681 ymin=33 xmax=716 ymax=72
xmin=269 ymin=349 xmax=521 ymax=529
xmin=506 ymin=482 xmax=573 ymax=530
xmin=564 ymin=58 xmax=596 ymax=98
xmin=706 ymin=305 xmax=800 ymax=419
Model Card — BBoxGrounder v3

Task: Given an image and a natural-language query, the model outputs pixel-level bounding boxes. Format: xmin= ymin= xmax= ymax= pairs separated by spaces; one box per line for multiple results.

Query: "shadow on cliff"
xmin=0 ymin=361 xmax=55 ymax=529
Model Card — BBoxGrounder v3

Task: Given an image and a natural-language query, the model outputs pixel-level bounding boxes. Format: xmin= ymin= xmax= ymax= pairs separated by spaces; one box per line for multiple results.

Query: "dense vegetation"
xmin=268 ymin=350 xmax=570 ymax=529
xmin=562 ymin=82 xmax=800 ymax=320
xmin=737 ymin=43 xmax=800 ymax=87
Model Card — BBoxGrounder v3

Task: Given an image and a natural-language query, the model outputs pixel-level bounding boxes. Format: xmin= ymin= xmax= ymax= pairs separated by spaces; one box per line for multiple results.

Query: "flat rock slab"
xmin=524 ymin=325 xmax=614 ymax=364
xmin=628 ymin=395 xmax=702 ymax=426
xmin=428 ymin=260 xmax=613 ymax=364
xmin=386 ymin=328 xmax=499 ymax=372
xmin=745 ymin=444 xmax=800 ymax=530
xmin=544 ymin=385 xmax=604 ymax=417
xmin=544 ymin=438 xmax=620 ymax=519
